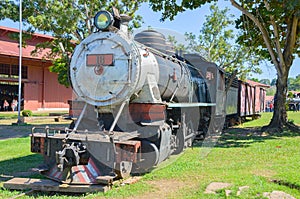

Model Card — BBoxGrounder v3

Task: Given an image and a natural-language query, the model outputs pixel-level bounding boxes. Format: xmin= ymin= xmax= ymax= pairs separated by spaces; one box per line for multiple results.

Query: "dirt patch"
xmin=126 ymin=179 xmax=187 ymax=199
xmin=252 ymin=169 xmax=277 ymax=178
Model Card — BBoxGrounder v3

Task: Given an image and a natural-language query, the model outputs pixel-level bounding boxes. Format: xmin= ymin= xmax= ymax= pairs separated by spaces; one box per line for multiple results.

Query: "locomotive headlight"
xmin=94 ymin=11 xmax=114 ymax=30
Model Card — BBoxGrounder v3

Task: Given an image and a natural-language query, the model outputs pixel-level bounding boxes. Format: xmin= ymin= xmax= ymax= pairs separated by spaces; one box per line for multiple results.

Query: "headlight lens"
xmin=94 ymin=11 xmax=114 ymax=30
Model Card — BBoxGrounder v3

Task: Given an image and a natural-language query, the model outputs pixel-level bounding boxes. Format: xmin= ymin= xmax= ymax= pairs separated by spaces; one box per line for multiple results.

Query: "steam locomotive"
xmin=30 ymin=9 xmax=227 ymax=187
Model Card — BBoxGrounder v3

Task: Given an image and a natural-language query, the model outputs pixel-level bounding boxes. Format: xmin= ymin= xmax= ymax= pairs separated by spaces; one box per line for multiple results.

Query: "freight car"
xmin=27 ymin=8 xmax=227 ymax=191
xmin=225 ymin=79 xmax=269 ymax=126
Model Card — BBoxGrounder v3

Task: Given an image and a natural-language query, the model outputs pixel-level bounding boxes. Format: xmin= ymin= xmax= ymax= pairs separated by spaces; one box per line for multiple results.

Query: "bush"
xmin=22 ymin=110 xmax=33 ymax=117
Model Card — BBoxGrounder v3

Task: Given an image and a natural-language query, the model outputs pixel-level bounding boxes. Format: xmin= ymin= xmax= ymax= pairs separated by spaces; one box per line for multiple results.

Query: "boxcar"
xmin=238 ymin=80 xmax=269 ymax=121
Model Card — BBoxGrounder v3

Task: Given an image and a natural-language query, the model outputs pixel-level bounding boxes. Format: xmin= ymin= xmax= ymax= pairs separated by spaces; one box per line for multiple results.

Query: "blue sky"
xmin=0 ymin=1 xmax=299 ymax=80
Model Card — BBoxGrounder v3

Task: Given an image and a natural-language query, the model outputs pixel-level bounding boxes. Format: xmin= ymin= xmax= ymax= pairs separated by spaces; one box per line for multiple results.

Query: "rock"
xmin=237 ymin=185 xmax=250 ymax=196
xmin=204 ymin=182 xmax=232 ymax=194
xmin=263 ymin=191 xmax=296 ymax=199
xmin=225 ymin=190 xmax=232 ymax=196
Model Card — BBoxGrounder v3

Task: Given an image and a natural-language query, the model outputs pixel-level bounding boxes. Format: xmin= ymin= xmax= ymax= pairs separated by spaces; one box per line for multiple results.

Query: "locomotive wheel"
xmin=132 ymin=141 xmax=159 ymax=174
xmin=115 ymin=161 xmax=132 ymax=179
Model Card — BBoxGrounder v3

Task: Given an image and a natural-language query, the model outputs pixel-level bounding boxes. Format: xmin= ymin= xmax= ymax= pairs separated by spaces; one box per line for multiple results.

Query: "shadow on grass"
xmin=271 ymin=179 xmax=300 ymax=191
xmin=215 ymin=127 xmax=273 ymax=148
xmin=194 ymin=126 xmax=300 ymax=148
xmin=0 ymin=154 xmax=43 ymax=182
xmin=0 ymin=123 xmax=70 ymax=140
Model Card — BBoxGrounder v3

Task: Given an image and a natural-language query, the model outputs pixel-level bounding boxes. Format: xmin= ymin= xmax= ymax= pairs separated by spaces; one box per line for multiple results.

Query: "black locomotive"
xmin=29 ymin=9 xmax=238 ymax=189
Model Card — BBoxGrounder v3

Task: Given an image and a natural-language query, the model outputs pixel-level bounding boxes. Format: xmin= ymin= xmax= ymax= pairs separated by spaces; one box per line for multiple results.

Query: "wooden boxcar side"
xmin=238 ymin=80 xmax=269 ymax=119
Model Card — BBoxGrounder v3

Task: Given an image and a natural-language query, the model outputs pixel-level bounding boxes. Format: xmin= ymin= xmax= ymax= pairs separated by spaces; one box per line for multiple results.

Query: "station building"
xmin=0 ymin=26 xmax=72 ymax=111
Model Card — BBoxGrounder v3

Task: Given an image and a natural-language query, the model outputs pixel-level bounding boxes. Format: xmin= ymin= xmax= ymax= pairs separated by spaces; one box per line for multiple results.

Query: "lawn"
xmin=0 ymin=110 xmax=71 ymax=126
xmin=240 ymin=111 xmax=300 ymax=128
xmin=0 ymin=112 xmax=300 ymax=198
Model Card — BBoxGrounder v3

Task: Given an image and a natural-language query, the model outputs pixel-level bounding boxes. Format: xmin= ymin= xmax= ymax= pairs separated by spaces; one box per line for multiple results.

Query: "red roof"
xmin=245 ymin=79 xmax=270 ymax=88
xmin=0 ymin=26 xmax=53 ymax=60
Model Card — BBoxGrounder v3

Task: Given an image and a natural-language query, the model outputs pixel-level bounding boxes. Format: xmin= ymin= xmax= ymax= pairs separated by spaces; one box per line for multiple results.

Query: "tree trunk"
xmin=267 ymin=73 xmax=288 ymax=130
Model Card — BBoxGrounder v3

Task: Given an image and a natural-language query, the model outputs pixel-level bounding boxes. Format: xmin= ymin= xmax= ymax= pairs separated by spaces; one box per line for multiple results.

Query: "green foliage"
xmin=287 ymin=91 xmax=294 ymax=98
xmin=271 ymin=78 xmax=277 ymax=86
xmin=0 ymin=0 xmax=145 ymax=87
xmin=250 ymin=78 xmax=259 ymax=82
xmin=167 ymin=35 xmax=186 ymax=52
xmin=288 ymin=75 xmax=300 ymax=91
xmin=150 ymin=0 xmax=217 ymax=21
xmin=169 ymin=4 xmax=262 ymax=79
xmin=266 ymin=86 xmax=276 ymax=96
xmin=259 ymin=78 xmax=271 ymax=85
xmin=21 ymin=109 xmax=33 ymax=117
xmin=49 ymin=55 xmax=71 ymax=87
xmin=235 ymin=0 xmax=300 ymax=62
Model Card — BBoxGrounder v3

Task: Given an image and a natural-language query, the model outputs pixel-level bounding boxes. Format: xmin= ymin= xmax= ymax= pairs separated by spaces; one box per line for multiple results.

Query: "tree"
xmin=288 ymin=75 xmax=300 ymax=91
xmin=0 ymin=0 xmax=145 ymax=86
xmin=149 ymin=0 xmax=300 ymax=131
xmin=167 ymin=35 xmax=187 ymax=53
xmin=184 ymin=4 xmax=261 ymax=79
xmin=266 ymin=86 xmax=276 ymax=96
xmin=270 ymin=78 xmax=277 ymax=86
xmin=250 ymin=78 xmax=259 ymax=83
xmin=259 ymin=79 xmax=271 ymax=85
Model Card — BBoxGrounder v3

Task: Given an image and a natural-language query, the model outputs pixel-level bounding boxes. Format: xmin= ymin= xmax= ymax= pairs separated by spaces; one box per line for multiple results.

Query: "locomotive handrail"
xmin=166 ymin=102 xmax=216 ymax=108
xmin=72 ymin=103 xmax=87 ymax=132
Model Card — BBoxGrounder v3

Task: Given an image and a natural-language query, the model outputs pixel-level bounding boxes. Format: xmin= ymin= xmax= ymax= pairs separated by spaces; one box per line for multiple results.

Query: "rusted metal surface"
xmin=31 ymin=136 xmax=45 ymax=153
xmin=96 ymin=175 xmax=114 ymax=185
xmin=239 ymin=80 xmax=266 ymax=117
xmin=4 ymin=178 xmax=109 ymax=193
xmin=115 ymin=140 xmax=141 ymax=163
xmin=129 ymin=103 xmax=166 ymax=123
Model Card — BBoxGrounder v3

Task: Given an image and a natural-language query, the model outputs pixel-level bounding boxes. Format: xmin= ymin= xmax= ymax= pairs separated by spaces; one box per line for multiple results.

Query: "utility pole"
xmin=17 ymin=0 xmax=23 ymax=124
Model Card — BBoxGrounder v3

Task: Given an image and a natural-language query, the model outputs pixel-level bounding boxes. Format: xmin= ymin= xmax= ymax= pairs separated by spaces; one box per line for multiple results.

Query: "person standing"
xmin=3 ymin=100 xmax=9 ymax=111
xmin=11 ymin=99 xmax=18 ymax=112
xmin=269 ymin=102 xmax=274 ymax=112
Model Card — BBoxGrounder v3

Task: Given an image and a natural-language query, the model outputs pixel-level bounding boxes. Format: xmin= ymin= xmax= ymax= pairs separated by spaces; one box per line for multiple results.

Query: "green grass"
xmin=1 ymin=112 xmax=300 ymax=198
xmin=240 ymin=111 xmax=300 ymax=128
xmin=0 ymin=138 xmax=43 ymax=174
xmin=0 ymin=111 xmax=68 ymax=119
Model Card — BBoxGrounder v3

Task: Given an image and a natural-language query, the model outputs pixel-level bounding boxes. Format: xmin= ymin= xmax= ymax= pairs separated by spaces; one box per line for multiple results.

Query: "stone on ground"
xmin=237 ymin=185 xmax=250 ymax=196
xmin=263 ymin=191 xmax=296 ymax=199
xmin=204 ymin=182 xmax=232 ymax=194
